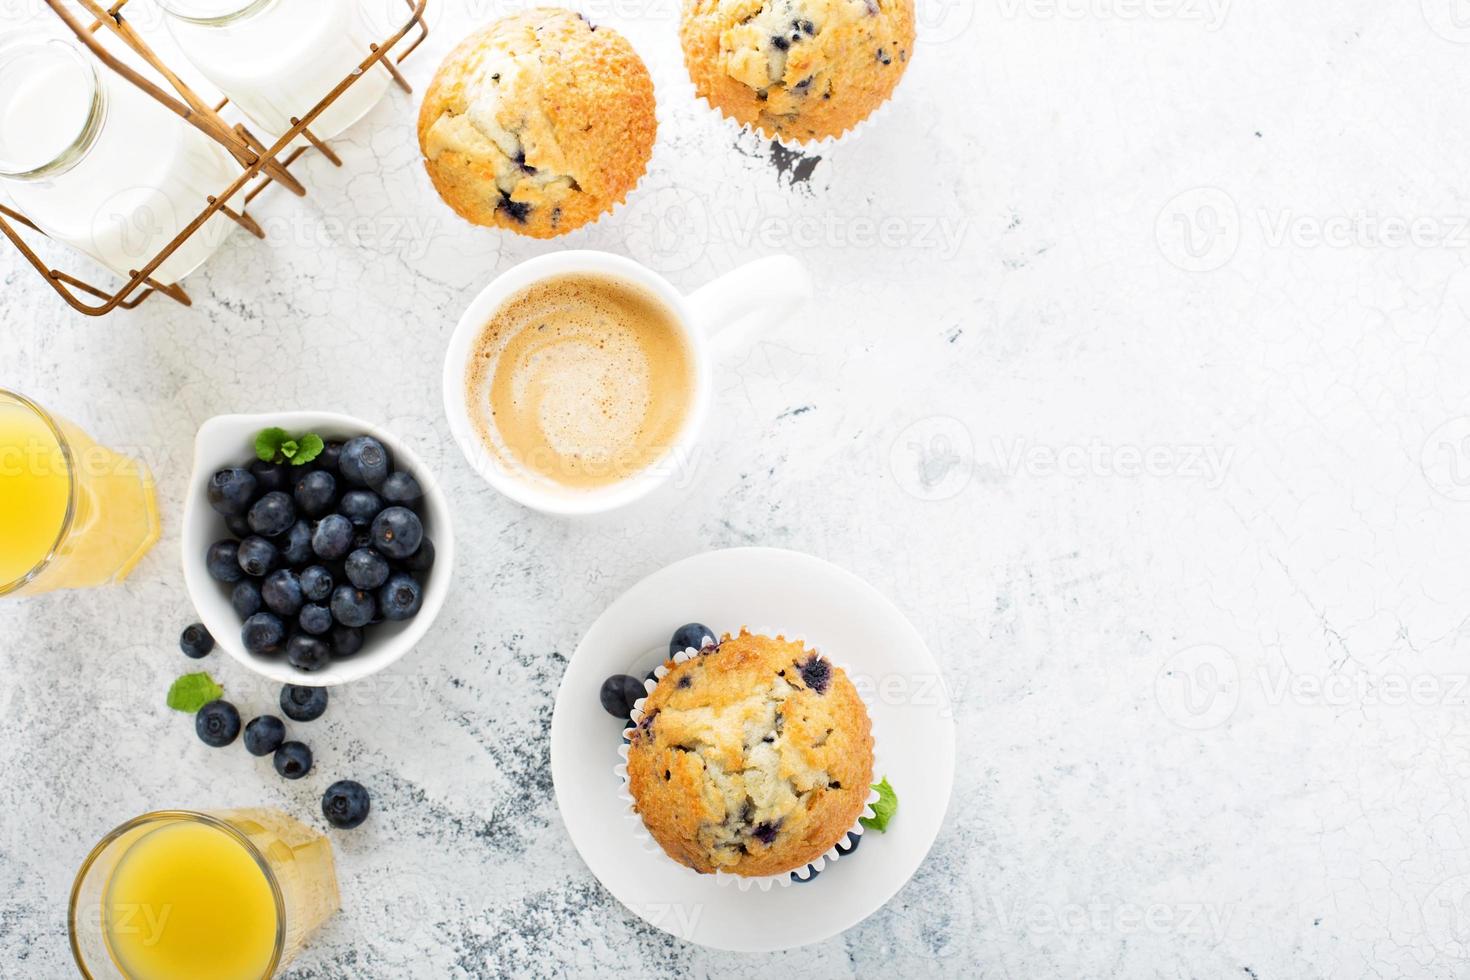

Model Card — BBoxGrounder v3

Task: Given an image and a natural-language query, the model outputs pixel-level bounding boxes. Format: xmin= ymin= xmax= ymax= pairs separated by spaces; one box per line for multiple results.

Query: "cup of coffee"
xmin=443 ymin=250 xmax=811 ymax=515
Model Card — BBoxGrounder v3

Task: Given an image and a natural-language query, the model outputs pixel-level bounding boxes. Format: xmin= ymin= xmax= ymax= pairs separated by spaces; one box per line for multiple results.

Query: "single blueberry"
xmin=249 ymin=459 xmax=290 ymax=494
xmin=345 ymin=548 xmax=390 ymax=590
xmin=331 ymin=625 xmax=365 ymax=658
xmin=339 ymin=436 xmax=390 ymax=488
xmin=772 ymin=34 xmax=790 ymax=50
xmin=377 ymin=573 xmax=422 ymax=621
xmin=236 ymin=536 xmax=279 ymax=578
xmin=340 ymin=489 xmax=385 ymax=527
xmin=281 ymin=684 xmax=328 ymax=722
xmin=370 ymin=506 xmax=423 ymax=560
xmin=280 ymin=520 xmax=314 ymax=567
xmin=401 ymin=537 xmax=435 ymax=574
xmin=243 ymin=715 xmax=286 ymax=756
xmin=599 ymin=674 xmax=646 ymax=718
xmin=294 ymin=470 xmax=337 ymax=518
xmin=380 ymin=471 xmax=422 ymax=508
xmin=317 ymin=440 xmax=344 ymax=474
xmin=241 ymin=612 xmax=286 ymax=655
xmin=248 ymin=491 xmax=296 ymax=538
xmin=207 ymin=468 xmax=257 ymax=517
xmin=231 ymin=580 xmax=263 ymax=619
xmin=195 ymin=700 xmax=241 ymax=747
xmin=322 ymin=779 xmax=372 ymax=829
xmin=298 ymin=602 xmax=333 ymax=635
xmin=311 ymin=514 xmax=354 ymax=561
xmin=287 ymin=633 xmax=332 ymax=672
xmin=497 ymin=190 xmax=531 ymax=223
xmin=669 ymin=623 xmax=716 ymax=657
xmin=299 ymin=565 xmax=334 ymax=602
xmin=261 ymin=569 xmax=304 ymax=617
xmin=330 ymin=585 xmax=376 ymax=628
xmin=273 ymin=741 xmax=313 ymax=780
xmin=751 ymin=821 xmax=781 ymax=844
xmin=206 ymin=540 xmax=244 ymax=583
xmin=797 ymin=655 xmax=832 ymax=694
xmin=179 ymin=623 xmax=214 ymax=659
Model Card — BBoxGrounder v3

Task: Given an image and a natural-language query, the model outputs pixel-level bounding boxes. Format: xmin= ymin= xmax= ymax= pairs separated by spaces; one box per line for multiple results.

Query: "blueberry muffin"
xmin=679 ymin=0 xmax=914 ymax=143
xmin=417 ymin=9 xmax=657 ymax=238
xmin=625 ymin=630 xmax=874 ymax=877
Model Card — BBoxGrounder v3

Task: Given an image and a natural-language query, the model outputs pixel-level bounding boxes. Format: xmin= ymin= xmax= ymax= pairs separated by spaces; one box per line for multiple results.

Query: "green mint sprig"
xmin=255 ymin=427 xmax=325 ymax=467
xmin=167 ymin=672 xmax=223 ymax=713
xmin=860 ymin=776 xmax=898 ymax=832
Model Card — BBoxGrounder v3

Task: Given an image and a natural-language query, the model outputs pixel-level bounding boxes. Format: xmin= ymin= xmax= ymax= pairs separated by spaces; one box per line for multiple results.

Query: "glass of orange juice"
xmin=0 ymin=388 xmax=159 ymax=597
xmin=70 ymin=808 xmax=340 ymax=979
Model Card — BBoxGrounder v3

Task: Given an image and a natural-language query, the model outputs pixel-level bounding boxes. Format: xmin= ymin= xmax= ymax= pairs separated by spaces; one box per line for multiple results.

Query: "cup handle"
xmin=685 ymin=255 xmax=813 ymax=341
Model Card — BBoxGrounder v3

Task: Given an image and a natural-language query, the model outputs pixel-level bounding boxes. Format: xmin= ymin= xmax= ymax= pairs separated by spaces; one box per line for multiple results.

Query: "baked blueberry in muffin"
xmin=624 ymin=629 xmax=874 ymax=876
xmin=417 ymin=9 xmax=657 ymax=238
xmin=679 ymin=0 xmax=915 ymax=142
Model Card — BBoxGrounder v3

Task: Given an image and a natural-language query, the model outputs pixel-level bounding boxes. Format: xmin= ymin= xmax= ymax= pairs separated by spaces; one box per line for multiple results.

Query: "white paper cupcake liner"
xmin=613 ymin=626 xmax=882 ymax=892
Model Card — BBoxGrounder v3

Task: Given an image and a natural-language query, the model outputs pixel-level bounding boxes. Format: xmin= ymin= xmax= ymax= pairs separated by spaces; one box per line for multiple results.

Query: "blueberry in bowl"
xmin=182 ymin=412 xmax=455 ymax=687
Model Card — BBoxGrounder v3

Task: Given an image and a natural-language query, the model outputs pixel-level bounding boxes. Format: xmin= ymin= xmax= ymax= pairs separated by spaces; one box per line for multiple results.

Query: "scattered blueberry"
xmin=248 ymin=492 xmax=295 ymax=538
xmin=401 ymin=537 xmax=435 ymax=573
xmin=298 ymin=603 xmax=333 ymax=635
xmin=248 ymin=459 xmax=290 ymax=494
xmin=293 ymin=470 xmax=337 ymax=518
xmin=207 ymin=468 xmax=257 ymax=517
xmin=280 ymin=520 xmax=314 ymax=567
xmin=797 ymin=655 xmax=832 ymax=694
xmin=322 ymin=780 xmax=371 ymax=829
xmin=380 ymin=471 xmax=422 ymax=508
xmin=231 ymin=580 xmax=263 ymax=619
xmin=299 ymin=565 xmax=333 ymax=602
xmin=281 ymin=684 xmax=328 ymax=722
xmin=599 ymin=674 xmax=646 ymax=718
xmin=330 ymin=625 xmax=364 ymax=658
xmin=339 ymin=436 xmax=389 ymax=488
xmin=195 ymin=700 xmax=241 ymax=747
xmin=273 ymin=741 xmax=313 ymax=779
xmin=206 ymin=540 xmax=244 ymax=583
xmin=311 ymin=514 xmax=354 ymax=561
xmin=345 ymin=548 xmax=390 ymax=590
xmin=370 ymin=507 xmax=422 ymax=560
xmin=287 ymin=634 xmax=331 ymax=672
xmin=669 ymin=623 xmax=716 ymax=657
xmin=261 ymin=569 xmax=304 ymax=617
xmin=241 ymin=612 xmax=286 ymax=655
xmin=330 ymin=585 xmax=375 ymax=628
xmin=236 ymin=536 xmax=279 ymax=578
xmin=791 ymin=866 xmax=820 ymax=883
xmin=377 ymin=573 xmax=422 ymax=621
xmin=243 ymin=715 xmax=285 ymax=756
xmin=836 ymin=832 xmax=861 ymax=856
xmin=340 ymin=489 xmax=384 ymax=527
xmin=179 ymin=623 xmax=214 ymax=659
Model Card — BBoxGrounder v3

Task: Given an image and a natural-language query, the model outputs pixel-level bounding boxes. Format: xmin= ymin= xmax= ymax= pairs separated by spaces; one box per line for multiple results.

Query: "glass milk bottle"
xmin=158 ymin=0 xmax=394 ymax=143
xmin=0 ymin=33 xmax=238 ymax=286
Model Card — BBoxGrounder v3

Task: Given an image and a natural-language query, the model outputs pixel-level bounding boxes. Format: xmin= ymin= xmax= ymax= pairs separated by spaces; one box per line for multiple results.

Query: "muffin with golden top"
xmin=624 ymin=629 xmax=874 ymax=877
xmin=417 ymin=9 xmax=657 ymax=238
xmin=679 ymin=0 xmax=914 ymax=143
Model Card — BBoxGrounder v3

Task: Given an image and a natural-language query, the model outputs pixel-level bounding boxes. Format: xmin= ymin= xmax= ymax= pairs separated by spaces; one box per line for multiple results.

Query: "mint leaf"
xmin=859 ymin=776 xmax=898 ymax=833
xmin=279 ymin=438 xmax=300 ymax=461
xmin=293 ymin=433 xmax=324 ymax=465
xmin=167 ymin=672 xmax=223 ymax=713
xmin=255 ymin=427 xmax=289 ymax=463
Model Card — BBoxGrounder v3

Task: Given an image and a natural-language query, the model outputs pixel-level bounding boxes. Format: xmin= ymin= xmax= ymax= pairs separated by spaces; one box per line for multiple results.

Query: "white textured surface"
xmin=5 ymin=0 xmax=1470 ymax=976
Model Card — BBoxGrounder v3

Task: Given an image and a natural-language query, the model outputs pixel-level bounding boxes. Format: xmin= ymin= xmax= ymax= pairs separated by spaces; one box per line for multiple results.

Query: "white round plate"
xmin=550 ymin=547 xmax=956 ymax=952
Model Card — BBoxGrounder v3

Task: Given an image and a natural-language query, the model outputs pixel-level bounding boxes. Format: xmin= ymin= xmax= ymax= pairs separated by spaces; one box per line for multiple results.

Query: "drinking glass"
xmin=70 ymin=808 xmax=340 ymax=979
xmin=0 ymin=389 xmax=159 ymax=598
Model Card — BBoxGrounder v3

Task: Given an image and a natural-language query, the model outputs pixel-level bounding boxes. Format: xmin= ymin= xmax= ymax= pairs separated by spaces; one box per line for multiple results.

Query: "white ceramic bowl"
xmin=182 ymin=412 xmax=455 ymax=687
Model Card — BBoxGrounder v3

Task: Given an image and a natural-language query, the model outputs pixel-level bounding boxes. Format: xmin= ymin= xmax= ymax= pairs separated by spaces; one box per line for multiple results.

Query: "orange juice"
xmin=72 ymin=809 xmax=339 ymax=980
xmin=0 ymin=390 xmax=159 ymax=596
xmin=104 ymin=821 xmax=278 ymax=980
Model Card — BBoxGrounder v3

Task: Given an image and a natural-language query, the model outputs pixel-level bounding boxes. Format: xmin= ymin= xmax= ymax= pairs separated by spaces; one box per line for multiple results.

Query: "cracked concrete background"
xmin=5 ymin=0 xmax=1470 ymax=976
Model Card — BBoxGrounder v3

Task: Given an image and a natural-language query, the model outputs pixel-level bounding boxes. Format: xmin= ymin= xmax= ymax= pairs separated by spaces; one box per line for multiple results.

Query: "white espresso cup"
xmin=443 ymin=250 xmax=811 ymax=515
